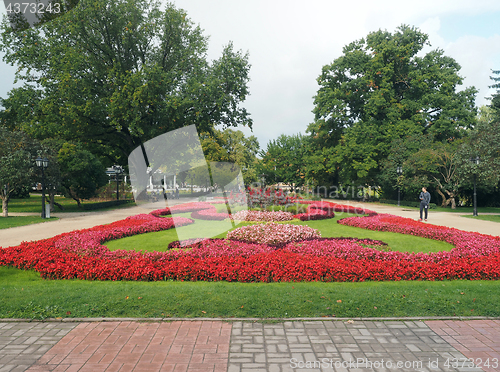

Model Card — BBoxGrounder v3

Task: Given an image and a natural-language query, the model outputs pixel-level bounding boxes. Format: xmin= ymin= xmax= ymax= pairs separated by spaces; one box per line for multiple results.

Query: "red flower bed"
xmin=149 ymin=202 xmax=231 ymax=220
xmin=294 ymin=210 xmax=330 ymax=221
xmin=1 ymin=201 xmax=500 ymax=282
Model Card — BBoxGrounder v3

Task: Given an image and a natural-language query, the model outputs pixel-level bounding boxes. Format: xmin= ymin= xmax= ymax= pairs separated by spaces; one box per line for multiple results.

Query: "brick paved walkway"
xmin=426 ymin=320 xmax=500 ymax=372
xmin=2 ymin=319 xmax=500 ymax=371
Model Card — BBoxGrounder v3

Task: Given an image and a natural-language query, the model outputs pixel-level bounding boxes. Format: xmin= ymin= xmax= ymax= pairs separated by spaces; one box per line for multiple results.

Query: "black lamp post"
xmin=112 ymin=165 xmax=123 ymax=201
xmin=35 ymin=157 xmax=49 ymax=218
xmin=396 ymin=166 xmax=403 ymax=207
xmin=470 ymin=156 xmax=480 ymax=217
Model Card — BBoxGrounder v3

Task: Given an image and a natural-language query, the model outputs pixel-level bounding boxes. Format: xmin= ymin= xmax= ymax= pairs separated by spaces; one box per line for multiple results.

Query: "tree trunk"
xmin=436 ymin=186 xmax=457 ymax=209
xmin=435 ymin=186 xmax=447 ymax=207
xmin=444 ymin=190 xmax=457 ymax=209
xmin=1 ymin=197 xmax=8 ymax=217
xmin=49 ymin=192 xmax=55 ymax=212
xmin=68 ymin=189 xmax=82 ymax=208
xmin=1 ymin=184 xmax=9 ymax=217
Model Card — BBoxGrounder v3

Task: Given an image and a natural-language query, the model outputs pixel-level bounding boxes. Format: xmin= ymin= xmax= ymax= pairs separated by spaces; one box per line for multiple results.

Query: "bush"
xmin=83 ymin=200 xmax=132 ymax=210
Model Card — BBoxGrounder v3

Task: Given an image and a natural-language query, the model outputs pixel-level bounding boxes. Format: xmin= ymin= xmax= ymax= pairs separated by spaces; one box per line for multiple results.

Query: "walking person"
xmin=419 ymin=186 xmax=431 ymax=221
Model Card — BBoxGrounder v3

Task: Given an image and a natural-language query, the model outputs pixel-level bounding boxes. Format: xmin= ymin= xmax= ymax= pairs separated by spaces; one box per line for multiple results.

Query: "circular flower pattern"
xmin=1 ymin=201 xmax=500 ymax=282
xmin=226 ymin=222 xmax=321 ymax=245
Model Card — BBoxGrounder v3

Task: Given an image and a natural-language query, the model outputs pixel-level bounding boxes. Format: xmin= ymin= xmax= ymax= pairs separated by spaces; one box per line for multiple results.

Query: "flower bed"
xmin=294 ymin=209 xmax=330 ymax=221
xmin=226 ymin=222 xmax=321 ymax=245
xmin=232 ymin=210 xmax=294 ymax=222
xmin=149 ymin=202 xmax=212 ymax=217
xmin=150 ymin=202 xmax=231 ymax=221
xmin=1 ymin=201 xmax=500 ymax=282
xmin=54 ymin=214 xmax=194 ymax=259
xmin=191 ymin=207 xmax=229 ymax=220
xmin=247 ymin=188 xmax=299 ymax=208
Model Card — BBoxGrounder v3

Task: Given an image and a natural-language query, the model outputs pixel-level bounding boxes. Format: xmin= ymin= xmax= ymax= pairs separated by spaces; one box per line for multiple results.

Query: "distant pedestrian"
xmin=419 ymin=187 xmax=431 ymax=221
xmin=175 ymin=187 xmax=179 ymax=199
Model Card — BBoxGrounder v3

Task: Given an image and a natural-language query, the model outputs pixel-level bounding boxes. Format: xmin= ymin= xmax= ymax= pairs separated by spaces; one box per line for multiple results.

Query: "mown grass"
xmin=0 ymin=266 xmax=498 ymax=319
xmin=461 ymin=215 xmax=500 ymax=223
xmin=0 ymin=216 xmax=58 ymax=230
xmin=8 ymin=194 xmax=135 ymax=213
xmin=105 ymin=212 xmax=454 ymax=254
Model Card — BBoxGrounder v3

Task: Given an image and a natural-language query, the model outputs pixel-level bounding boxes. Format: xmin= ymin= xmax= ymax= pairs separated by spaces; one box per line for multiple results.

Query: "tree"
xmin=308 ymin=25 xmax=477 ymax=185
xmin=0 ymin=0 xmax=252 ymax=165
xmin=258 ymin=134 xmax=308 ymax=189
xmin=200 ymin=128 xmax=259 ymax=184
xmin=58 ymin=143 xmax=108 ymax=207
xmin=455 ymin=112 xmax=500 ymax=194
xmin=410 ymin=143 xmax=463 ymax=208
xmin=0 ymin=127 xmax=37 ymax=217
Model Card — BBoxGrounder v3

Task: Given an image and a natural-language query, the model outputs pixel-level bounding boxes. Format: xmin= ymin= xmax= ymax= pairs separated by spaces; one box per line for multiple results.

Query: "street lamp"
xmin=112 ymin=165 xmax=123 ymax=201
xmin=35 ymin=157 xmax=49 ymax=218
xmin=396 ymin=166 xmax=403 ymax=207
xmin=469 ymin=156 xmax=480 ymax=217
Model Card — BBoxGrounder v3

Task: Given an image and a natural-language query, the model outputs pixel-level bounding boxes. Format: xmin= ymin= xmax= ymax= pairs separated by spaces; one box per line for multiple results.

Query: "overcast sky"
xmin=2 ymin=0 xmax=500 ymax=150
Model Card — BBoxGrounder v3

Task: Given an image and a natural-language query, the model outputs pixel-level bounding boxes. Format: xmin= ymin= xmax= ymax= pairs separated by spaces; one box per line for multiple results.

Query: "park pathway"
xmin=1 ymin=318 xmax=500 ymax=371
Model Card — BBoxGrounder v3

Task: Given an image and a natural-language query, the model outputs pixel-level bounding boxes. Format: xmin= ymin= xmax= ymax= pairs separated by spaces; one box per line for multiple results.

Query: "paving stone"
xmin=0 ymin=319 xmax=498 ymax=371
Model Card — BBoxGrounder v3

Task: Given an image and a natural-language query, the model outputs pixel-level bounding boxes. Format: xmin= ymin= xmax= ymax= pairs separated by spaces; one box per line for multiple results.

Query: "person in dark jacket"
xmin=419 ymin=187 xmax=431 ymax=221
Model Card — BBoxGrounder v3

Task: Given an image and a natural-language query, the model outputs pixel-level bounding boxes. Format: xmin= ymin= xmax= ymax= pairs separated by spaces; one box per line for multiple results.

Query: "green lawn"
xmin=7 ymin=194 xmax=135 ymax=213
xmin=461 ymin=214 xmax=500 ymax=223
xmin=105 ymin=212 xmax=454 ymax=254
xmin=0 ymin=266 xmax=498 ymax=319
xmin=0 ymin=216 xmax=59 ymax=230
xmin=435 ymin=206 xmax=500 ymax=214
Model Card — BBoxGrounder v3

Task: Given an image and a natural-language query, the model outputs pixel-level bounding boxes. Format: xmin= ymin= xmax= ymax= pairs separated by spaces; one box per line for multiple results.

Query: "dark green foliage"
xmin=308 ymin=25 xmax=477 ymax=185
xmin=0 ymin=127 xmax=39 ymax=216
xmin=258 ymin=134 xmax=308 ymax=188
xmin=58 ymin=143 xmax=108 ymax=207
xmin=0 ymin=0 xmax=252 ymax=164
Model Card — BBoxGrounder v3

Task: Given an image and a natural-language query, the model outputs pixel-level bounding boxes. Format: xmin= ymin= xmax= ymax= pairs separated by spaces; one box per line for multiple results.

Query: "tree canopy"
xmin=0 ymin=0 xmax=252 ymax=165
xmin=307 ymin=25 xmax=477 ymax=185
xmin=0 ymin=127 xmax=38 ymax=216
xmin=258 ymin=133 xmax=308 ymax=189
xmin=57 ymin=143 xmax=108 ymax=206
xmin=200 ymin=128 xmax=259 ymax=184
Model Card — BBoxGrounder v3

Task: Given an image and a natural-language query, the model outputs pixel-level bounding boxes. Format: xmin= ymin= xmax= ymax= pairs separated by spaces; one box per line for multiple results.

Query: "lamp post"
xmin=112 ymin=165 xmax=123 ymax=201
xmin=35 ymin=157 xmax=49 ymax=218
xmin=396 ymin=166 xmax=403 ymax=207
xmin=470 ymin=156 xmax=480 ymax=217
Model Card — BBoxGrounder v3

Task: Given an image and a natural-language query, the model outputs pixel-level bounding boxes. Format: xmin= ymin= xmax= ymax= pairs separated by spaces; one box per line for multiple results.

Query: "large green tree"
xmin=0 ymin=127 xmax=38 ymax=217
xmin=200 ymin=128 xmax=259 ymax=184
xmin=258 ymin=133 xmax=308 ymax=189
xmin=0 ymin=0 xmax=252 ymax=164
xmin=308 ymin=25 xmax=477 ymax=185
xmin=57 ymin=143 xmax=108 ymax=207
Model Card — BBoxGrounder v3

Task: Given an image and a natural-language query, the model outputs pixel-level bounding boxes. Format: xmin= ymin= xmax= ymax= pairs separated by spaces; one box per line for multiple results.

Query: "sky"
xmin=1 ymin=0 xmax=500 ymax=150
